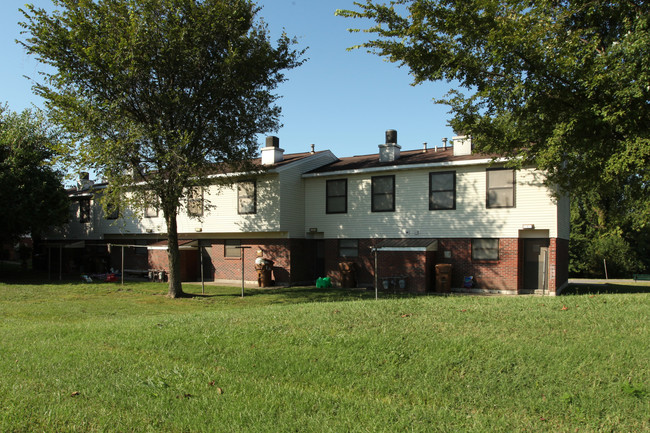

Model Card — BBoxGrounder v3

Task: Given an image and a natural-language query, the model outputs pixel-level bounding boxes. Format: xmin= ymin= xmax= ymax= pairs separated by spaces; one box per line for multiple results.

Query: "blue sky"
xmin=1 ymin=0 xmax=457 ymax=159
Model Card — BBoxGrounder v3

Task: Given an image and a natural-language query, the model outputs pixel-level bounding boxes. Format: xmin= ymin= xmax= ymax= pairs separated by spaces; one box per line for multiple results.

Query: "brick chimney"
xmin=261 ymin=136 xmax=284 ymax=165
xmin=379 ymin=129 xmax=401 ymax=162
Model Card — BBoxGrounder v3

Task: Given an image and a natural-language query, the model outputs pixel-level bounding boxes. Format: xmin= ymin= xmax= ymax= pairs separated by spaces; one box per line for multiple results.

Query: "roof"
xmin=374 ymin=239 xmax=438 ymax=251
xmin=306 ymin=148 xmax=499 ymax=175
xmin=147 ymin=239 xmax=198 ymax=250
xmin=65 ymin=151 xmax=328 ymax=193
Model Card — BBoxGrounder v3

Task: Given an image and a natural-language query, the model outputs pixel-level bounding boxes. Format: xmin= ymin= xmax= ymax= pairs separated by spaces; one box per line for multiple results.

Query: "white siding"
xmin=96 ymin=176 xmax=283 ymax=237
xmin=304 ymin=165 xmax=562 ymax=239
xmin=278 ymin=151 xmax=338 ymax=238
xmin=48 ymin=151 xmax=337 ymax=241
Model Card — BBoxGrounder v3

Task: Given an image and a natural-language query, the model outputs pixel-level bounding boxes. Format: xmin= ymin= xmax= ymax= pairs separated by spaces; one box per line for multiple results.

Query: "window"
xmin=339 ymin=239 xmax=358 ymax=257
xmin=430 ymin=171 xmax=456 ymax=210
xmin=224 ymin=240 xmax=241 ymax=258
xmin=371 ymin=175 xmax=395 ymax=212
xmin=144 ymin=192 xmax=159 ymax=218
xmin=487 ymin=169 xmax=515 ymax=208
xmin=79 ymin=198 xmax=91 ymax=223
xmin=187 ymin=187 xmax=203 ymax=216
xmin=238 ymin=181 xmax=256 ymax=214
xmin=105 ymin=202 xmax=119 ymax=220
xmin=326 ymin=179 xmax=347 ymax=214
xmin=472 ymin=239 xmax=499 ymax=261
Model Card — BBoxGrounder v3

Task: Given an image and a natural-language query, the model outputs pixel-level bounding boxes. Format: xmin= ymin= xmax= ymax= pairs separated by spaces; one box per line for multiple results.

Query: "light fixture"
xmin=195 ymin=227 xmax=202 ymax=232
xmin=309 ymin=227 xmax=318 ymax=233
xmin=522 ymin=224 xmax=535 ymax=230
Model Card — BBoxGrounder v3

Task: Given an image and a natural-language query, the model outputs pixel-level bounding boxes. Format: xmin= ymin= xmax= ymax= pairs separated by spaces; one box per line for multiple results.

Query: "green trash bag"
xmin=316 ymin=277 xmax=332 ymax=288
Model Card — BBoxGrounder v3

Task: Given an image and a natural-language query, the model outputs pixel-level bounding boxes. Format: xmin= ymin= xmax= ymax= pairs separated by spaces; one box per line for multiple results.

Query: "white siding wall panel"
xmin=54 ymin=152 xmax=336 ymax=241
xmin=279 ymin=151 xmax=338 ymax=238
xmin=305 ymin=166 xmax=560 ymax=239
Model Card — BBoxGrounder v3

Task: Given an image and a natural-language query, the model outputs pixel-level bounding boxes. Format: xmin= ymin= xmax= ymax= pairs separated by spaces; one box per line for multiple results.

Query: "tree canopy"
xmin=20 ymin=0 xmax=304 ymax=297
xmin=0 ymin=106 xmax=69 ymax=244
xmin=338 ymin=0 xmax=650 ymax=230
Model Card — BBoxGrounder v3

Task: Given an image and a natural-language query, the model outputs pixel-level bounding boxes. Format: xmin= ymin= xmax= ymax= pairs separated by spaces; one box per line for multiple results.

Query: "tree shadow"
xmin=561 ymin=282 xmax=650 ymax=295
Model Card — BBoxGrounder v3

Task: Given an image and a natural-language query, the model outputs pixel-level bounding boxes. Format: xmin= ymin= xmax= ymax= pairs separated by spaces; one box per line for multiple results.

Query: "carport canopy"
xmin=373 ymin=239 xmax=438 ymax=252
xmin=146 ymin=240 xmax=198 ymax=250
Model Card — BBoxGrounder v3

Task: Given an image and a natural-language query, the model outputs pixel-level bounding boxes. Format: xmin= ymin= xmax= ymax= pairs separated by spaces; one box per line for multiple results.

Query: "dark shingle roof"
xmin=307 ymin=148 xmax=497 ymax=174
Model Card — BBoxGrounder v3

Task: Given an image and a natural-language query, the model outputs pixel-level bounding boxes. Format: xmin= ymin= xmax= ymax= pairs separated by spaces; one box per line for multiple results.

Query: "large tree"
xmin=20 ymin=0 xmax=303 ymax=297
xmin=338 ymin=0 xmax=649 ymax=230
xmin=0 ymin=105 xmax=69 ymax=245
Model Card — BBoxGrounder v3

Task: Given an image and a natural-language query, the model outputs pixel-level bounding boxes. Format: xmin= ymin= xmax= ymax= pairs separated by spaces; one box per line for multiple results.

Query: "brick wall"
xmin=322 ymin=239 xmax=376 ymax=288
xmin=437 ymin=238 xmax=519 ymax=291
xmin=209 ymin=239 xmax=295 ymax=285
xmin=147 ymin=248 xmax=198 ymax=281
xmin=321 ymin=237 xmax=523 ymax=292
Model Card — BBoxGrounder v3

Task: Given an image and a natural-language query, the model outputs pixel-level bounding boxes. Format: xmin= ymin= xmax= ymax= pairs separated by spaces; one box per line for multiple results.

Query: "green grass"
xmin=1 ymin=281 xmax=649 ymax=432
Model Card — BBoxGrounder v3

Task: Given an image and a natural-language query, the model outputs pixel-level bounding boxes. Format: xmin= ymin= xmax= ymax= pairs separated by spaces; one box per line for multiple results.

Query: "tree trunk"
xmin=164 ymin=210 xmax=185 ymax=298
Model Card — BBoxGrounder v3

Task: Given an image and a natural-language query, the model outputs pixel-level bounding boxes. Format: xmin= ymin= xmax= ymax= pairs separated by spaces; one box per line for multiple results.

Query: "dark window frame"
xmin=187 ymin=186 xmax=204 ymax=217
xmin=429 ymin=171 xmax=456 ymax=210
xmin=486 ymin=168 xmax=516 ymax=209
xmin=326 ymin=179 xmax=348 ymax=214
xmin=371 ymin=175 xmax=395 ymax=212
xmin=105 ymin=202 xmax=119 ymax=220
xmin=224 ymin=239 xmax=241 ymax=259
xmin=338 ymin=239 xmax=359 ymax=258
xmin=79 ymin=198 xmax=91 ymax=223
xmin=472 ymin=238 xmax=500 ymax=261
xmin=144 ymin=192 xmax=159 ymax=218
xmin=237 ymin=180 xmax=257 ymax=215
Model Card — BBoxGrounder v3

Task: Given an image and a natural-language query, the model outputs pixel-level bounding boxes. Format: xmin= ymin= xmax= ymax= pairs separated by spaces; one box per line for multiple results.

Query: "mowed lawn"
xmin=0 ymin=281 xmax=649 ymax=432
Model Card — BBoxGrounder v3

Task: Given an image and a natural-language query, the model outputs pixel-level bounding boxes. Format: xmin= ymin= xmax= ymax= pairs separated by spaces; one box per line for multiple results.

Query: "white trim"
xmin=302 ymin=157 xmax=511 ymax=178
xmin=376 ymin=246 xmax=429 ymax=252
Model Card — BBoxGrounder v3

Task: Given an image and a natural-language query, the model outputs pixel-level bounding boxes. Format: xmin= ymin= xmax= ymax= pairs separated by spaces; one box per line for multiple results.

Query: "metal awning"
xmin=373 ymin=239 xmax=438 ymax=252
xmin=60 ymin=240 xmax=86 ymax=248
xmin=146 ymin=240 xmax=198 ymax=250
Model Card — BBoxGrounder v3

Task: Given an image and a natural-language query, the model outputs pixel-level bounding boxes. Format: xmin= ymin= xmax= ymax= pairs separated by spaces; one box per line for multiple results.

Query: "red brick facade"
xmin=318 ymin=237 xmax=568 ymax=294
xmin=42 ymin=234 xmax=569 ymax=294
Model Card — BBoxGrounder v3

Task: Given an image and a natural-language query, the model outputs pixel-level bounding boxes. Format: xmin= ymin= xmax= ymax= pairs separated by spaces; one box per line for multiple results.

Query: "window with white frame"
xmin=238 ymin=181 xmax=256 ymax=214
xmin=430 ymin=171 xmax=456 ymax=210
xmin=326 ymin=179 xmax=347 ymax=214
xmin=487 ymin=169 xmax=515 ymax=208
xmin=472 ymin=239 xmax=499 ymax=261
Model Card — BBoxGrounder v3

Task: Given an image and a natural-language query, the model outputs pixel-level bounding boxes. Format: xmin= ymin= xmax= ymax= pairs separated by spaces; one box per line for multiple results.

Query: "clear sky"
xmin=1 ymin=0 xmax=457 ymax=160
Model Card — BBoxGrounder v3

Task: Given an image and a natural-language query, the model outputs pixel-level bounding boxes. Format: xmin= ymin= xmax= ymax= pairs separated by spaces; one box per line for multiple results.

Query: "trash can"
xmin=255 ymin=258 xmax=274 ymax=287
xmin=435 ymin=263 xmax=452 ymax=293
xmin=338 ymin=261 xmax=357 ymax=288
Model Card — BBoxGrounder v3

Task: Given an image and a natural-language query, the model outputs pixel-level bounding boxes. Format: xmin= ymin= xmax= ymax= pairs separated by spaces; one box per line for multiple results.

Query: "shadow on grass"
xmin=182 ymin=284 xmax=416 ymax=305
xmin=562 ymin=282 xmax=650 ymax=295
xmin=244 ymin=286 xmax=375 ymax=301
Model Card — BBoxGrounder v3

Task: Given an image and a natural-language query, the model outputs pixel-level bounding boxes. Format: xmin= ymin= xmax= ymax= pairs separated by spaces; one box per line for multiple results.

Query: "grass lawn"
xmin=0 ymin=280 xmax=649 ymax=432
